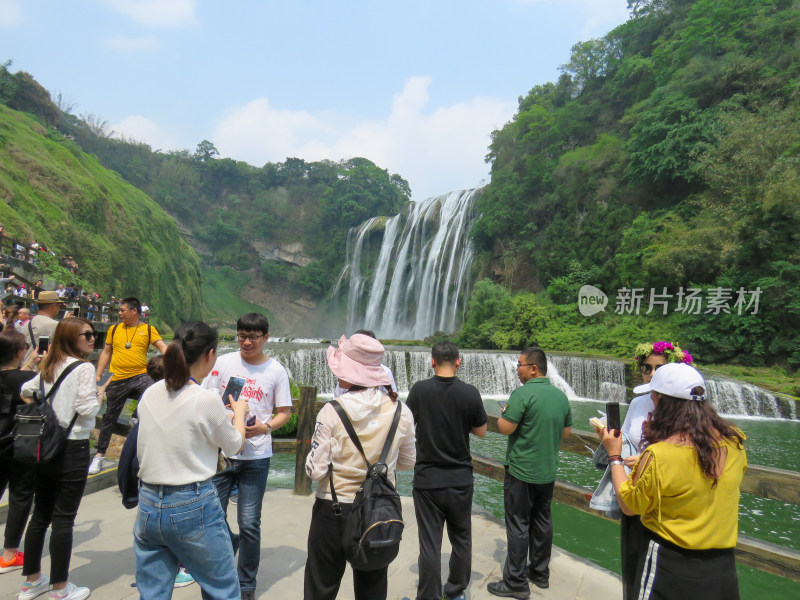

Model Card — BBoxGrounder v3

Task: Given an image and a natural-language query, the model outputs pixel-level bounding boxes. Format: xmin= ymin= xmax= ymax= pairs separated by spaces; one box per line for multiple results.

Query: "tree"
xmin=194 ymin=139 xmax=219 ymax=162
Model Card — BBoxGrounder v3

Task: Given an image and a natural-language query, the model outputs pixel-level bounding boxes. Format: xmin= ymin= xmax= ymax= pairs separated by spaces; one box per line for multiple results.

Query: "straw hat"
xmin=36 ymin=291 xmax=64 ymax=304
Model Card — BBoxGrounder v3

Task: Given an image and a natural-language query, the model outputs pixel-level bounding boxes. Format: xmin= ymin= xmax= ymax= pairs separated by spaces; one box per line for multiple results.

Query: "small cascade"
xmin=269 ymin=346 xmax=795 ymax=419
xmin=275 ymin=347 xmax=621 ymax=401
xmin=705 ymin=377 xmax=796 ymax=419
xmin=549 ymin=356 xmax=627 ymax=402
xmin=333 ymin=189 xmax=481 ymax=339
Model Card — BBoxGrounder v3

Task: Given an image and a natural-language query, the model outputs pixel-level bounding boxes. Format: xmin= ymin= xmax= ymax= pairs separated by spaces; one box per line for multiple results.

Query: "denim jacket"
xmin=589 ymin=431 xmax=635 ymax=519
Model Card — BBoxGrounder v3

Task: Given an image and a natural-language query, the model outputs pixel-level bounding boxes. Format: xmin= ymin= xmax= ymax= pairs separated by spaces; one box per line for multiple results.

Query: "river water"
xmin=253 ymin=344 xmax=799 ymax=595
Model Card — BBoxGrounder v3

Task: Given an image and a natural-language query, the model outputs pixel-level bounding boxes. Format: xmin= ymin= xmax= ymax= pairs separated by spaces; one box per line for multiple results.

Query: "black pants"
xmin=96 ymin=374 xmax=153 ymax=454
xmin=304 ymin=498 xmax=388 ymax=600
xmin=502 ymin=472 xmax=554 ymax=589
xmin=23 ymin=439 xmax=91 ymax=584
xmin=413 ymin=485 xmax=473 ymax=600
xmin=621 ymin=514 xmax=648 ymax=600
xmin=634 ymin=530 xmax=739 ymax=600
xmin=0 ymin=448 xmax=35 ymax=549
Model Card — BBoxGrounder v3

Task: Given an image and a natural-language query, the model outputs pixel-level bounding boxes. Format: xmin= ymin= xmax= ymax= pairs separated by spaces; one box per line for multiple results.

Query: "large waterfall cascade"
xmin=273 ymin=346 xmax=796 ymax=419
xmin=332 ymin=189 xmax=481 ymax=339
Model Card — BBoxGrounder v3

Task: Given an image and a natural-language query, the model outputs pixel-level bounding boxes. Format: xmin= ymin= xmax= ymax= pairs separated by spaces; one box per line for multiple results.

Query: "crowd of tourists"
xmin=0 ymin=289 xmax=747 ymax=600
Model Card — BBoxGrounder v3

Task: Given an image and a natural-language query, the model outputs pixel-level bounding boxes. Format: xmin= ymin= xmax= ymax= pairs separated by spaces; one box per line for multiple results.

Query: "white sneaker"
xmin=48 ymin=582 xmax=90 ymax=600
xmin=19 ymin=575 xmax=51 ymax=600
xmin=87 ymin=455 xmax=104 ymax=475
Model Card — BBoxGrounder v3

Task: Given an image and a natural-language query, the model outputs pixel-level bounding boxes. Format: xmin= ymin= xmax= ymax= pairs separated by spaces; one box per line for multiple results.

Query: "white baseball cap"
xmin=633 ymin=362 xmax=706 ymax=401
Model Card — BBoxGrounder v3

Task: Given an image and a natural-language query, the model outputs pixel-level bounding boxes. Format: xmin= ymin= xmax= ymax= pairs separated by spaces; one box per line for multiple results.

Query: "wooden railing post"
xmin=293 ymin=385 xmax=317 ymax=495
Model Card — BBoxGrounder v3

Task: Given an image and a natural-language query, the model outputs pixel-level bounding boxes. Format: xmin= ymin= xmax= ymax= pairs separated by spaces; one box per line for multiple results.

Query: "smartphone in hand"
xmin=246 ymin=414 xmax=256 ymax=427
xmin=605 ymin=401 xmax=621 ymax=432
xmin=222 ymin=376 xmax=246 ymax=407
xmin=37 ymin=336 xmax=49 ymax=355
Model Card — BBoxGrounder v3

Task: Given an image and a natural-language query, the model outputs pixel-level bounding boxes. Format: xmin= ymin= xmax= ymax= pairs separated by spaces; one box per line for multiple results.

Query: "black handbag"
xmin=13 ymin=361 xmax=84 ymax=464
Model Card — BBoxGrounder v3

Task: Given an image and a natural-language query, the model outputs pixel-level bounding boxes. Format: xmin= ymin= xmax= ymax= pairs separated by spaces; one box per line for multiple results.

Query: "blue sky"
xmin=0 ymin=0 xmax=630 ymax=201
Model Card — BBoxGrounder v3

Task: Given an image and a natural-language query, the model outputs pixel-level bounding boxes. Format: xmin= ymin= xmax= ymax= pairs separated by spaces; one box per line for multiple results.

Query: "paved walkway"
xmin=0 ymin=484 xmax=620 ymax=599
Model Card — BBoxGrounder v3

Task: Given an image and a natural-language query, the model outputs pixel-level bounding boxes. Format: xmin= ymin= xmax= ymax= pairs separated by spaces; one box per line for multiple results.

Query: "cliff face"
xmin=0 ymin=104 xmax=203 ymax=328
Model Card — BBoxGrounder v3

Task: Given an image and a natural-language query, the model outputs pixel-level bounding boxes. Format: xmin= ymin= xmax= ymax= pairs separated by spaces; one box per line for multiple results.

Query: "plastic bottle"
xmin=206 ymin=370 xmax=221 ymax=398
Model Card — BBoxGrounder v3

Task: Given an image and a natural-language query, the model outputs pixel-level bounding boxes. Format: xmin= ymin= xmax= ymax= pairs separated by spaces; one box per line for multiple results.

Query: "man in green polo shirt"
xmin=488 ymin=347 xmax=572 ymax=599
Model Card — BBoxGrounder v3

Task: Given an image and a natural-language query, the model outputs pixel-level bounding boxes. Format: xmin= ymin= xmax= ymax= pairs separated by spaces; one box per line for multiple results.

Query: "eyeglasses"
xmin=79 ymin=331 xmax=96 ymax=340
xmin=640 ymin=363 xmax=663 ymax=375
xmin=516 ymin=362 xmax=535 ymax=368
xmin=237 ymin=334 xmax=265 ymax=343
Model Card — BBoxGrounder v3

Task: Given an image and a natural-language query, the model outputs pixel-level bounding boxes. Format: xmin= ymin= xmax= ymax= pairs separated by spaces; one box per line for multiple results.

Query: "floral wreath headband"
xmin=634 ymin=341 xmax=693 ymax=366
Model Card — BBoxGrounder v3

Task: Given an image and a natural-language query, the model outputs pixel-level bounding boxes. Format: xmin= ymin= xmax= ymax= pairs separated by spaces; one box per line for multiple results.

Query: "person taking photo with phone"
xmin=134 ymin=321 xmax=248 ymax=599
xmin=600 ymin=363 xmax=746 ymax=600
xmin=22 ymin=291 xmax=62 ymax=368
xmin=200 ymin=313 xmax=292 ymax=600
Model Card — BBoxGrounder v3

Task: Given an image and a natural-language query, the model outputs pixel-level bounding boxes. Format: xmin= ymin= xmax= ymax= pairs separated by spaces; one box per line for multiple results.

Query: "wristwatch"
xmin=265 ymin=423 xmax=272 ymax=434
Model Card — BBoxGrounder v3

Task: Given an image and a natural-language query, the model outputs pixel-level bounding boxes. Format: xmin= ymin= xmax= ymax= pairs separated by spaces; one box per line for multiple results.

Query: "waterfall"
xmin=333 ymin=189 xmax=481 ymax=338
xmin=276 ymin=348 xmax=623 ymax=401
xmin=273 ymin=345 xmax=795 ymax=419
xmin=705 ymin=377 xmax=797 ymax=419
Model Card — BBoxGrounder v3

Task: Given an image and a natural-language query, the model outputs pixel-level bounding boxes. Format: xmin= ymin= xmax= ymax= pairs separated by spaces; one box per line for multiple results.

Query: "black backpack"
xmin=13 ymin=361 xmax=84 ymax=464
xmin=329 ymin=399 xmax=404 ymax=571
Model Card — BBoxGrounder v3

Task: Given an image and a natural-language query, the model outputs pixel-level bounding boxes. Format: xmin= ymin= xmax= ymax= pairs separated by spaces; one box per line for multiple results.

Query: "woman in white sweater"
xmin=134 ymin=322 xmax=248 ymax=600
xmin=19 ymin=317 xmax=100 ymax=600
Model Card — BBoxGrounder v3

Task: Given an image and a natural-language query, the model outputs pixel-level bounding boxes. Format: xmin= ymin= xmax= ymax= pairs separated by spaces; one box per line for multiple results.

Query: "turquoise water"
xmin=268 ymin=397 xmax=800 ymax=595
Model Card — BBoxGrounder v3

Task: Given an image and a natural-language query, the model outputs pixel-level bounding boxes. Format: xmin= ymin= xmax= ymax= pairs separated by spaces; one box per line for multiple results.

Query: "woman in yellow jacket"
xmin=601 ymin=363 xmax=746 ymax=600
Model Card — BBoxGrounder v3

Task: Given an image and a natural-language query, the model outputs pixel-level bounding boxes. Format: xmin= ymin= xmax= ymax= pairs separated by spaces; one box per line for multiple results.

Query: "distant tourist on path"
xmin=135 ymin=321 xmax=248 ymax=600
xmin=600 ymin=363 xmax=747 ymax=600
xmin=14 ymin=308 xmax=31 ymax=333
xmin=22 ymin=291 xmax=63 ymax=367
xmin=488 ymin=347 xmax=572 ymax=599
xmin=0 ymin=331 xmax=38 ymax=575
xmin=406 ymin=341 xmax=487 ymax=600
xmin=201 ymin=313 xmax=292 ymax=600
xmin=304 ymin=333 xmax=416 ymax=600
xmin=592 ymin=340 xmax=695 ymax=600
xmin=90 ymin=297 xmax=167 ymax=475
xmin=19 ymin=317 xmax=100 ymax=600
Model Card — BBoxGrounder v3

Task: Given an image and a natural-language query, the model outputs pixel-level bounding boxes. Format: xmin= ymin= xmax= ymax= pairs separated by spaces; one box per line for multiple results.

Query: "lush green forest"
xmin=0 ymin=68 xmax=203 ymax=329
xmin=462 ymin=0 xmax=800 ymax=371
xmin=0 ymin=60 xmax=409 ymax=329
xmin=56 ymin=114 xmax=409 ymax=302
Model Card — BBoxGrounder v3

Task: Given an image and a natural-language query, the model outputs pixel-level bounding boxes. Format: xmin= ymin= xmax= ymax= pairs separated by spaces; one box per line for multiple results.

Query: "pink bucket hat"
xmin=327 ymin=334 xmax=392 ymax=388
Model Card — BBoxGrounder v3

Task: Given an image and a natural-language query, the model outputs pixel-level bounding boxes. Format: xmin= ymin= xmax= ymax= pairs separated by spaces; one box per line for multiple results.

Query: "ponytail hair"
xmin=163 ymin=321 xmax=218 ymax=392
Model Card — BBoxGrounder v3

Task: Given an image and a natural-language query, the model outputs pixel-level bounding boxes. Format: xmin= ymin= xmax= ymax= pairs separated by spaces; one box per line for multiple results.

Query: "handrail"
xmin=284 ymin=388 xmax=800 ymax=582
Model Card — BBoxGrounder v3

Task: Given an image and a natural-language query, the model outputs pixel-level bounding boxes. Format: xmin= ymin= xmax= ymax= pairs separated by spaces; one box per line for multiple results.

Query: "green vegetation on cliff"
xmin=0 ymin=69 xmax=202 ymax=328
xmin=467 ymin=0 xmax=800 ymax=369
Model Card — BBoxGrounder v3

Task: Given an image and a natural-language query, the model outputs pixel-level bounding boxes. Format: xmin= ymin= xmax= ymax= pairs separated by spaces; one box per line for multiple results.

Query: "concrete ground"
xmin=0 ymin=477 xmax=621 ymax=599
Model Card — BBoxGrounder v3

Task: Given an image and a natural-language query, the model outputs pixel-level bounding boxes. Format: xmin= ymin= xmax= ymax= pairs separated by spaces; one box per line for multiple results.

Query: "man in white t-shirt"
xmin=201 ymin=313 xmax=291 ymax=600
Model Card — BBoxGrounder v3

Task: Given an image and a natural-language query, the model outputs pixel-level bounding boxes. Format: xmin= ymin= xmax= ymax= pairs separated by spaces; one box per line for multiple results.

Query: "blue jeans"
xmin=212 ymin=457 xmax=270 ymax=594
xmin=134 ymin=481 xmax=240 ymax=600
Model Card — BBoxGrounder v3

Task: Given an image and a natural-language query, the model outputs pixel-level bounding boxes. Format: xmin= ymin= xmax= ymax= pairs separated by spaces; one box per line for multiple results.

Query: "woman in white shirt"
xmin=19 ymin=317 xmax=100 ymax=600
xmin=134 ymin=321 xmax=248 ymax=600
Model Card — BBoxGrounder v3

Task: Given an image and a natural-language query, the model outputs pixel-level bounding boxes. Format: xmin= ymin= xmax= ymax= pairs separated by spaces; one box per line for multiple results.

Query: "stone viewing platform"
xmin=0 ymin=474 xmax=621 ymax=600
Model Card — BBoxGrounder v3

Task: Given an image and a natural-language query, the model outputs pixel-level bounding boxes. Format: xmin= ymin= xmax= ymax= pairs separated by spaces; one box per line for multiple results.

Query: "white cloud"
xmin=102 ymin=0 xmax=198 ymax=28
xmin=102 ymin=35 xmax=157 ymax=52
xmin=110 ymin=115 xmax=181 ymax=151
xmin=212 ymin=77 xmax=516 ymax=200
xmin=0 ymin=0 xmax=22 ymax=27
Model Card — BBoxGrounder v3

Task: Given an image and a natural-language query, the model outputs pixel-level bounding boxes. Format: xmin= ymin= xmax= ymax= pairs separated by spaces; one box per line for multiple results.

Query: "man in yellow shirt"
xmin=90 ymin=297 xmax=167 ymax=474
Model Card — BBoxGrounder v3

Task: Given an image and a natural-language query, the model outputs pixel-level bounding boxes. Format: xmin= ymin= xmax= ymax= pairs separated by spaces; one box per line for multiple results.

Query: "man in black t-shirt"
xmin=406 ymin=341 xmax=487 ymax=600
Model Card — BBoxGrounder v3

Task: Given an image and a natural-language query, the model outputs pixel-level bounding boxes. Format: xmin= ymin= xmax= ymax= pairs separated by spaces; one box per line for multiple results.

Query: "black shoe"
xmin=529 ymin=577 xmax=549 ymax=589
xmin=487 ymin=580 xmax=530 ymax=599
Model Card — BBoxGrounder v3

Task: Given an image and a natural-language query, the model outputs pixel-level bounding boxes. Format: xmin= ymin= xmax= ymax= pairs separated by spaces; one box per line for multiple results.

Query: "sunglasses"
xmin=640 ymin=363 xmax=663 ymax=375
xmin=79 ymin=331 xmax=96 ymax=341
